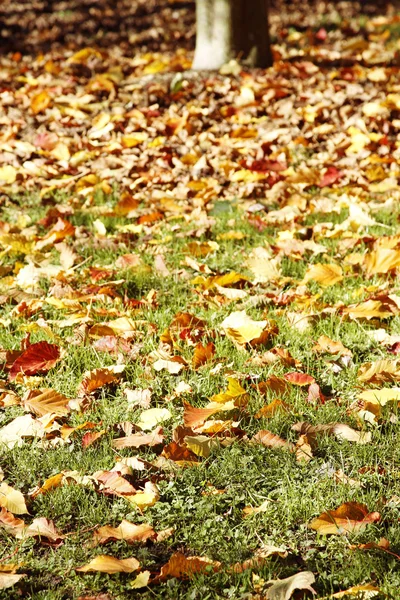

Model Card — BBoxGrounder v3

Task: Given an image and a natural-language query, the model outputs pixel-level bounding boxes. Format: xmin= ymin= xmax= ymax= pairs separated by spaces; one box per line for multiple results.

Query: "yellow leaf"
xmin=136 ymin=408 xmax=172 ymax=431
xmin=245 ymin=247 xmax=281 ymax=283
xmin=303 ymin=263 xmax=343 ymax=287
xmin=184 ymin=435 xmax=219 ymax=458
xmin=131 ymin=570 xmax=151 ymax=588
xmin=0 ymin=166 xmax=17 ymax=184
xmin=0 ymin=483 xmax=28 ymax=514
xmin=31 ymin=91 xmax=51 ymax=115
xmin=364 ymin=248 xmax=400 ymax=276
xmin=93 ymin=520 xmax=155 ymax=545
xmin=358 ymin=388 xmax=400 ymax=405
xmin=357 ymin=359 xmax=400 ymax=383
xmin=127 ymin=482 xmax=160 ymax=510
xmin=210 ymin=378 xmax=248 ymax=405
xmin=342 ymin=299 xmax=393 ymax=320
xmin=76 ymin=555 xmax=140 ymax=574
xmin=220 ymin=310 xmax=268 ymax=345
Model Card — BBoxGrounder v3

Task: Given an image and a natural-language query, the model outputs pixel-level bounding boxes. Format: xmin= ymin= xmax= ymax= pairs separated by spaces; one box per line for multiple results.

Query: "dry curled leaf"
xmin=265 ymin=570 xmax=316 ymax=600
xmin=252 ymin=430 xmax=294 ymax=451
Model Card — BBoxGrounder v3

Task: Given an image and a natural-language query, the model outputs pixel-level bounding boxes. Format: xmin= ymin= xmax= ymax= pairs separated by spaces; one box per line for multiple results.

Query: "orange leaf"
xmin=192 ymin=342 xmax=215 ymax=370
xmin=284 ymin=372 xmax=315 ymax=386
xmin=82 ymin=430 xmax=106 ymax=448
xmin=183 ymin=403 xmax=221 ymax=428
xmin=78 ymin=368 xmax=119 ymax=396
xmin=156 ymin=552 xmax=220 ymax=581
xmin=309 ymin=502 xmax=380 ymax=535
xmin=31 ymin=90 xmax=51 ymax=115
xmin=252 ymin=430 xmax=294 ymax=451
xmin=255 ymin=399 xmax=289 ymax=419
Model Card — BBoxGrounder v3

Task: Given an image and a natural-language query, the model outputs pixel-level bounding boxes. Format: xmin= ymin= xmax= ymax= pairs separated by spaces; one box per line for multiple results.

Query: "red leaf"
xmin=284 ymin=372 xmax=315 ymax=386
xmin=319 ymin=166 xmax=342 ymax=187
xmin=9 ymin=342 xmax=61 ymax=381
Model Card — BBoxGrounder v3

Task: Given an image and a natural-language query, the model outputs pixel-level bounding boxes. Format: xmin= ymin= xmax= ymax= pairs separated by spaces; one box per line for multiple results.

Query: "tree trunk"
xmin=193 ymin=0 xmax=272 ymax=70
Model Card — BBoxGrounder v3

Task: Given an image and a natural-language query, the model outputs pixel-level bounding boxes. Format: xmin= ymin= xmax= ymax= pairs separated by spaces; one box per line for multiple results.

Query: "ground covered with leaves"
xmin=2 ymin=1 xmax=400 ymax=599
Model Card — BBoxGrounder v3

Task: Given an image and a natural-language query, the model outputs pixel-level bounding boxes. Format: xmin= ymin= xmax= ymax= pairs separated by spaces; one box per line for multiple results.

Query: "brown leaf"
xmin=192 ymin=342 xmax=215 ymax=370
xmin=23 ymin=388 xmax=70 ymax=417
xmin=252 ymin=430 xmax=294 ymax=451
xmin=161 ymin=441 xmax=199 ymax=464
xmin=25 ymin=517 xmax=64 ymax=542
xmin=76 ymin=555 xmax=140 ymax=574
xmin=9 ymin=342 xmax=61 ymax=381
xmin=0 ymin=507 xmax=25 ymax=537
xmin=92 ymin=520 xmax=155 ymax=545
xmin=112 ymin=426 xmax=164 ymax=449
xmin=78 ymin=368 xmax=119 ymax=396
xmin=312 ymin=335 xmax=352 ymax=356
xmin=292 ymin=422 xmax=371 ymax=444
xmin=309 ymin=502 xmax=380 ymax=535
xmin=156 ymin=552 xmax=220 ymax=581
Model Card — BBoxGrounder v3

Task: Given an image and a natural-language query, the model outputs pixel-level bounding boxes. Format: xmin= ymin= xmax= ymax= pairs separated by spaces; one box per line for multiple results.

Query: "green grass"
xmin=1 ymin=188 xmax=400 ymax=600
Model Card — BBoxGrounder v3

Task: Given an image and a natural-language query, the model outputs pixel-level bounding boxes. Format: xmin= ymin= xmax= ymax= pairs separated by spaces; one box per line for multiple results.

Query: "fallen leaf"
xmin=131 ymin=570 xmax=151 ymax=589
xmin=265 ymin=570 xmax=316 ymax=599
xmin=76 ymin=555 xmax=140 ymax=574
xmin=220 ymin=311 xmax=268 ymax=345
xmin=0 ymin=482 xmax=28 ymax=514
xmin=210 ymin=378 xmax=248 ymax=405
xmin=136 ymin=408 xmax=172 ymax=431
xmin=284 ymin=372 xmax=315 ymax=386
xmin=252 ymin=430 xmax=294 ymax=451
xmin=309 ymin=502 xmax=380 ymax=535
xmin=112 ymin=426 xmax=164 ymax=449
xmin=303 ymin=263 xmax=343 ymax=287
xmin=9 ymin=342 xmax=61 ymax=381
xmin=193 ymin=342 xmax=215 ymax=369
xmin=23 ymin=388 xmax=70 ymax=417
xmin=93 ymin=520 xmax=155 ymax=545
xmin=320 ymin=583 xmax=380 ymax=598
xmin=357 ymin=359 xmax=400 ymax=383
xmin=156 ymin=552 xmax=220 ymax=581
xmin=78 ymin=368 xmax=120 ymax=396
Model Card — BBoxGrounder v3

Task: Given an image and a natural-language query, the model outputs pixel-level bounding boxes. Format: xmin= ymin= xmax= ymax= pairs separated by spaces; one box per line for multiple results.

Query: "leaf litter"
xmin=1 ymin=0 xmax=400 ymax=597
